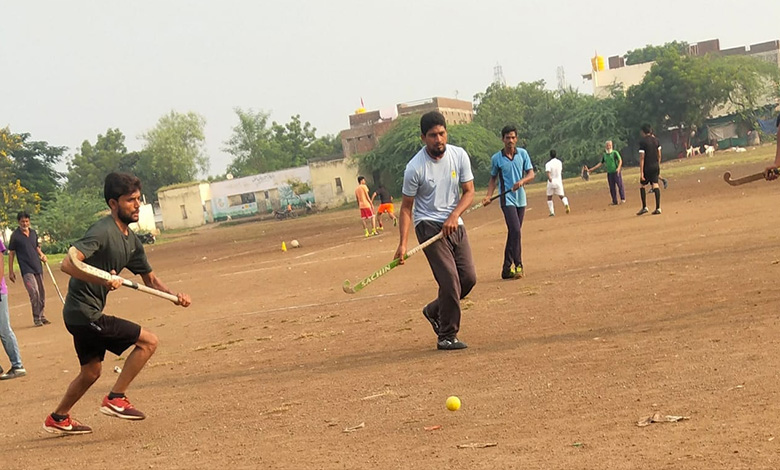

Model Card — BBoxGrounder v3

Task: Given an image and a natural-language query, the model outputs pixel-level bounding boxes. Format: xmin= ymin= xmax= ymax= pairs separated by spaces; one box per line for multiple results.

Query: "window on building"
xmin=180 ymin=205 xmax=188 ymax=219
xmin=335 ymin=177 xmax=343 ymax=194
xmin=227 ymin=192 xmax=256 ymax=207
xmin=264 ymin=191 xmax=270 ymax=200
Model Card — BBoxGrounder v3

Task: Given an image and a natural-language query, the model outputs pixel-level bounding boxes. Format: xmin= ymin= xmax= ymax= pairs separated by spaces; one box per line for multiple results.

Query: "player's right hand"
xmin=765 ymin=167 xmax=779 ymax=181
xmin=394 ymin=245 xmax=406 ymax=265
xmin=106 ymin=270 xmax=123 ymax=291
xmin=177 ymin=293 xmax=192 ymax=307
xmin=8 ymin=271 xmax=15 ymax=283
xmin=482 ymin=196 xmax=492 ymax=206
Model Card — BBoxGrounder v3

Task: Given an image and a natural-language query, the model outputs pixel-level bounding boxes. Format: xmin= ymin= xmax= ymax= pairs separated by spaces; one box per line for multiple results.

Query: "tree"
xmin=139 ymin=111 xmax=209 ymax=199
xmin=626 ymin=52 xmax=780 ymax=134
xmin=473 ymin=81 xmax=551 ymax=138
xmin=0 ymin=127 xmax=42 ymax=228
xmin=67 ymin=128 xmax=130 ymax=192
xmin=11 ymin=135 xmax=66 ymax=204
xmin=37 ymin=189 xmax=106 ymax=253
xmin=287 ymin=178 xmax=312 ymax=200
xmin=625 ymin=41 xmax=689 ymax=66
xmin=224 ymin=109 xmax=342 ymax=177
xmin=447 ymin=123 xmax=503 ymax=183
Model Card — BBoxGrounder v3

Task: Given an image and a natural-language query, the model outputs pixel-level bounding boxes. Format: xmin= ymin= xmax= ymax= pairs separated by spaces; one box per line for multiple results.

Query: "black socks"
xmin=640 ymin=187 xmax=647 ymax=207
xmin=653 ymin=187 xmax=661 ymax=210
xmin=108 ymin=391 xmax=125 ymax=400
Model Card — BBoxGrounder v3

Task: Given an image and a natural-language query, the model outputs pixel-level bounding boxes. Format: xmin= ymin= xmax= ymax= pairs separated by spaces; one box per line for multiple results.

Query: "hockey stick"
xmin=67 ymin=247 xmax=180 ymax=304
xmin=44 ymin=261 xmax=65 ymax=304
xmin=342 ymin=191 xmax=508 ymax=294
xmin=723 ymin=169 xmax=779 ymax=186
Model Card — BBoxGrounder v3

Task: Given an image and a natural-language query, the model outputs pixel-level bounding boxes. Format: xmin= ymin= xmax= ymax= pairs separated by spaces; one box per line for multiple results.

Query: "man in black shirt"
xmin=8 ymin=211 xmax=50 ymax=326
xmin=637 ymin=124 xmax=662 ymax=215
xmin=43 ymin=173 xmax=191 ymax=436
xmin=764 ymin=114 xmax=780 ymax=181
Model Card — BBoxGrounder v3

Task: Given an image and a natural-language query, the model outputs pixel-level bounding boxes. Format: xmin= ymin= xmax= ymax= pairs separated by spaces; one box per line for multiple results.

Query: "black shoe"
xmin=34 ymin=321 xmax=43 ymax=327
xmin=422 ymin=306 xmax=440 ymax=335
xmin=501 ymin=268 xmax=514 ymax=280
xmin=0 ymin=366 xmax=27 ymax=380
xmin=662 ymin=178 xmax=668 ymax=189
xmin=636 ymin=207 xmax=649 ymax=216
xmin=41 ymin=319 xmax=51 ymax=325
xmin=437 ymin=337 xmax=468 ymax=350
xmin=652 ymin=208 xmax=662 ymax=215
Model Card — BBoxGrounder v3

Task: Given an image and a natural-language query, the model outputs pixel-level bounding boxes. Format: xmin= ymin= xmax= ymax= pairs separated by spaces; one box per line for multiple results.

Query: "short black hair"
xmin=501 ymin=125 xmax=518 ymax=138
xmin=16 ymin=211 xmax=30 ymax=221
xmin=641 ymin=123 xmax=653 ymax=135
xmin=357 ymin=176 xmax=366 ymax=184
xmin=420 ymin=111 xmax=446 ymax=136
xmin=104 ymin=172 xmax=142 ymax=206
xmin=549 ymin=149 xmax=557 ymax=159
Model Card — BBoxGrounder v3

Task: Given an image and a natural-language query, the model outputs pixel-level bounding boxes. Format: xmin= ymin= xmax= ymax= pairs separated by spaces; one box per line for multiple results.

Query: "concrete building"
xmin=340 ymin=96 xmax=473 ymax=158
xmin=585 ymin=38 xmax=780 ymax=97
xmin=157 ymin=182 xmax=210 ymax=230
xmin=309 ymin=156 xmax=361 ymax=208
xmin=209 ymin=166 xmax=313 ymax=221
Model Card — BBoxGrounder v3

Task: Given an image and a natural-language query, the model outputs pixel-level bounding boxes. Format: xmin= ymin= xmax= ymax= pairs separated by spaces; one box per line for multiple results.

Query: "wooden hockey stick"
xmin=342 ymin=191 xmax=508 ymax=294
xmin=44 ymin=261 xmax=65 ymax=304
xmin=67 ymin=247 xmax=180 ymax=304
xmin=724 ymin=169 xmax=779 ymax=186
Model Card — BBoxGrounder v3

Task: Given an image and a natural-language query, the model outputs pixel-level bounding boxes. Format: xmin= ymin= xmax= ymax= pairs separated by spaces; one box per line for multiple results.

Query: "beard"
xmin=428 ymin=144 xmax=446 ymax=157
xmin=118 ymin=208 xmax=139 ymax=225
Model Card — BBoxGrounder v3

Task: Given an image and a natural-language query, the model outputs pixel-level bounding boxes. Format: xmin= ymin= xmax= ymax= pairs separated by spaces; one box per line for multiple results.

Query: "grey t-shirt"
xmin=402 ymin=144 xmax=474 ymax=226
xmin=63 ymin=216 xmax=152 ymax=325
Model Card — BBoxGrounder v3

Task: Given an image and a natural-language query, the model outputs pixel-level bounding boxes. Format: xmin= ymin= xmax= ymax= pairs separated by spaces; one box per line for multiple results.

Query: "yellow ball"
xmin=446 ymin=396 xmax=461 ymax=411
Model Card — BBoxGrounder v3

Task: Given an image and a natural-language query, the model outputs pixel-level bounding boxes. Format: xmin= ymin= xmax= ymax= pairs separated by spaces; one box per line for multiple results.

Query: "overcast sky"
xmin=3 ymin=0 xmax=779 ymax=177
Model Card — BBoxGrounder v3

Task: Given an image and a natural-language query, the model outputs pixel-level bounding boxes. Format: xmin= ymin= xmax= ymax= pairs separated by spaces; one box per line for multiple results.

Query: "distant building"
xmin=309 ymin=156 xmax=361 ymax=208
xmin=209 ymin=166 xmax=313 ymax=221
xmin=340 ymin=96 xmax=473 ymax=158
xmin=584 ymin=38 xmax=780 ymax=98
xmin=156 ymin=166 xmax=314 ymax=229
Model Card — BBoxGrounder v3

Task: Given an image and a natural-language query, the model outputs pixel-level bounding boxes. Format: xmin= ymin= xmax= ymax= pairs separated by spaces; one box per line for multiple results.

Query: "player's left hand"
xmin=442 ymin=215 xmax=459 ymax=237
xmin=512 ymin=181 xmax=523 ymax=191
xmin=177 ymin=293 xmax=191 ymax=307
xmin=40 ymin=254 xmax=48 ymax=263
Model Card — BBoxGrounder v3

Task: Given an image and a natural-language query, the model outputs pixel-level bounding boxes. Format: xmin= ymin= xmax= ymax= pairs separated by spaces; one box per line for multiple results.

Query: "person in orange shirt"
xmin=355 ymin=176 xmax=377 ymax=237
xmin=371 ymin=183 xmax=398 ymax=230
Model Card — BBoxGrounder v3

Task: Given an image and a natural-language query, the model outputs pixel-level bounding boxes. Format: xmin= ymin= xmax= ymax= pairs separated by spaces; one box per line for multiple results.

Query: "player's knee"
xmin=81 ymin=364 xmax=102 ymax=383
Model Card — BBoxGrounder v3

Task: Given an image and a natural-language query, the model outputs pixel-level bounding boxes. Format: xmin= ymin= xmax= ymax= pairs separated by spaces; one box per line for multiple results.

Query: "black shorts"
xmin=66 ymin=315 xmax=141 ymax=366
xmin=641 ymin=167 xmax=660 ymax=185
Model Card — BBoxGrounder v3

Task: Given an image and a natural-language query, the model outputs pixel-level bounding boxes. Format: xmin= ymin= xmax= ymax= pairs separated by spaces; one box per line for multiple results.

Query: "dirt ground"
xmin=3 ymin=147 xmax=780 ymax=469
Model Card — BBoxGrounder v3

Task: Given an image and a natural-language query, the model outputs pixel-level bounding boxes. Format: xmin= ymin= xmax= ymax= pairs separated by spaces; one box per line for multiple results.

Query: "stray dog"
xmin=704 ymin=145 xmax=715 ymax=157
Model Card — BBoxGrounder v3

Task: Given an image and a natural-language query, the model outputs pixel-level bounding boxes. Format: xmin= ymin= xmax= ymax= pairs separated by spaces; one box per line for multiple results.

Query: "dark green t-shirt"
xmin=63 ymin=216 xmax=152 ymax=325
xmin=601 ymin=150 xmax=622 ymax=174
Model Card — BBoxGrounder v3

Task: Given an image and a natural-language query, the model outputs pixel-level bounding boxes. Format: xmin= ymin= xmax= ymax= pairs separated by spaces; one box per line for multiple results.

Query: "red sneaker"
xmin=43 ymin=414 xmax=93 ymax=435
xmin=100 ymin=395 xmax=146 ymax=420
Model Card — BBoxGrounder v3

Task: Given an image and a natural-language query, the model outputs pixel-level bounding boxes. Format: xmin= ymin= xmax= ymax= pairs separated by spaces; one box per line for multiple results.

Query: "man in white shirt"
xmin=394 ymin=112 xmax=476 ymax=351
xmin=544 ymin=150 xmax=570 ymax=216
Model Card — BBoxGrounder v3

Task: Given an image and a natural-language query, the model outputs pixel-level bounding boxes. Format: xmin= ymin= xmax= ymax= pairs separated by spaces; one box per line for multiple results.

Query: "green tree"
xmin=8 ymin=134 xmax=65 ymax=204
xmin=447 ymin=123 xmax=503 ymax=183
xmin=139 ymin=111 xmax=209 ymax=199
xmin=67 ymin=128 xmax=130 ymax=192
xmin=625 ymin=41 xmax=689 ymax=65
xmin=626 ymin=52 xmax=780 ymax=134
xmin=224 ymin=109 xmax=342 ymax=177
xmin=0 ymin=128 xmax=43 ymax=228
xmin=37 ymin=189 xmax=106 ymax=253
xmin=473 ymin=81 xmax=551 ymax=138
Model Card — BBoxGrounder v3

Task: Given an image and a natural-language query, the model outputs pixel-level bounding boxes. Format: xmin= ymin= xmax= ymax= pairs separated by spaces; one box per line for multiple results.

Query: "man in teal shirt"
xmin=586 ymin=140 xmax=625 ymax=205
xmin=483 ymin=125 xmax=535 ymax=279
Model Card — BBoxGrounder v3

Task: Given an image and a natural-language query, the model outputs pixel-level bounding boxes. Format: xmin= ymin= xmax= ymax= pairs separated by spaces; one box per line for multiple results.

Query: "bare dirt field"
xmin=4 ymin=146 xmax=780 ymax=469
